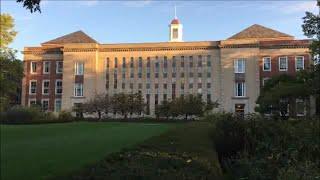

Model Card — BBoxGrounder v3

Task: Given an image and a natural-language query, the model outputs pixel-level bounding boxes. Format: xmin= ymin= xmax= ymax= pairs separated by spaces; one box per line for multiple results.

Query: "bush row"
xmin=0 ymin=106 xmax=74 ymax=124
xmin=209 ymin=113 xmax=320 ymax=179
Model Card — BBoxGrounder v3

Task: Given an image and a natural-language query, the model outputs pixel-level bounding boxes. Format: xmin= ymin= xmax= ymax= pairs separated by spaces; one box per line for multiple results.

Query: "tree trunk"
xmin=98 ymin=111 xmax=101 ymax=121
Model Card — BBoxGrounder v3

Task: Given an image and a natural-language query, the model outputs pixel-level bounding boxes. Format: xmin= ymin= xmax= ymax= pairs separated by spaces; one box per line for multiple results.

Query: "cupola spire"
xmin=169 ymin=6 xmax=183 ymax=42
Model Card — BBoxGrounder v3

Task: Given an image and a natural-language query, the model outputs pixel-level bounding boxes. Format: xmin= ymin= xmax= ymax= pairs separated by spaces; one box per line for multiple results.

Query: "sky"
xmin=1 ymin=0 xmax=319 ymax=59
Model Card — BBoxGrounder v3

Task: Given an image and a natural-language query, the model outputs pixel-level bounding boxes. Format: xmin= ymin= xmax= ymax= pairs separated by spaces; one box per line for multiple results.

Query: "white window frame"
xmin=74 ymin=83 xmax=83 ymax=97
xmin=43 ymin=61 xmax=50 ymax=74
xmin=295 ymin=56 xmax=304 ymax=71
xmin=235 ymin=82 xmax=246 ymax=97
xmin=262 ymin=77 xmax=271 ymax=86
xmin=29 ymin=80 xmax=37 ymax=95
xmin=42 ymin=80 xmax=50 ymax=95
xmin=30 ymin=61 xmax=37 ymax=74
xmin=54 ymin=99 xmax=62 ymax=112
xmin=28 ymin=98 xmax=37 ymax=106
xmin=56 ymin=61 xmax=63 ymax=74
xmin=74 ymin=62 xmax=84 ymax=75
xmin=279 ymin=56 xmax=288 ymax=71
xmin=234 ymin=59 xmax=246 ymax=73
xmin=296 ymin=99 xmax=305 ymax=116
xmin=41 ymin=99 xmax=49 ymax=112
xmin=262 ymin=57 xmax=271 ymax=71
xmin=55 ymin=80 xmax=63 ymax=95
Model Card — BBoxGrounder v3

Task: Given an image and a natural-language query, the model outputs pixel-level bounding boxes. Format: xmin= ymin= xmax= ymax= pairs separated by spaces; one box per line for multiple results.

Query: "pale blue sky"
xmin=2 ymin=0 xmax=318 ymax=59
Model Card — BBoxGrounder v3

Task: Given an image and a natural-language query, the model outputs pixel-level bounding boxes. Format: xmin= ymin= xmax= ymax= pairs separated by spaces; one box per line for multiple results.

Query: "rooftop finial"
xmin=174 ymin=5 xmax=177 ymax=19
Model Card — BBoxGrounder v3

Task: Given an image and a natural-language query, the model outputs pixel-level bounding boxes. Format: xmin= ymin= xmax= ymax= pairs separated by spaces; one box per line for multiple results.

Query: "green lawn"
xmin=0 ymin=122 xmax=173 ymax=180
xmin=60 ymin=122 xmax=222 ymax=179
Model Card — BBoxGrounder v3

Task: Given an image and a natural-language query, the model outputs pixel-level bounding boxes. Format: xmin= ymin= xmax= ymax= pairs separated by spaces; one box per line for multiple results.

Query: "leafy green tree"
xmin=83 ymin=94 xmax=110 ymax=120
xmin=0 ymin=14 xmax=23 ymax=112
xmin=16 ymin=0 xmax=41 ymax=13
xmin=111 ymin=93 xmax=130 ymax=119
xmin=0 ymin=14 xmax=18 ymax=48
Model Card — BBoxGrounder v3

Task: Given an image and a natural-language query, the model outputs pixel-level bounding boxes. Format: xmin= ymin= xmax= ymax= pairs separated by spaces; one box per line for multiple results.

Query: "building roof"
xmin=171 ymin=18 xmax=180 ymax=24
xmin=228 ymin=24 xmax=293 ymax=40
xmin=42 ymin=30 xmax=97 ymax=45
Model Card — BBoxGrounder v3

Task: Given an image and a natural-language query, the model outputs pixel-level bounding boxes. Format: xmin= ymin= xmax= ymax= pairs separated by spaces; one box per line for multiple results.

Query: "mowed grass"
xmin=0 ymin=122 xmax=173 ymax=180
xmin=61 ymin=122 xmax=222 ymax=179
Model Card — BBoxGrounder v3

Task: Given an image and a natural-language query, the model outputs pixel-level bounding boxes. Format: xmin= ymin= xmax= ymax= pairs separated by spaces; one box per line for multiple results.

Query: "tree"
xmin=0 ymin=14 xmax=18 ymax=48
xmin=0 ymin=14 xmax=23 ymax=111
xmin=16 ymin=0 xmax=41 ymax=13
xmin=256 ymin=74 xmax=311 ymax=118
xmin=111 ymin=93 xmax=130 ymax=119
xmin=82 ymin=94 xmax=110 ymax=120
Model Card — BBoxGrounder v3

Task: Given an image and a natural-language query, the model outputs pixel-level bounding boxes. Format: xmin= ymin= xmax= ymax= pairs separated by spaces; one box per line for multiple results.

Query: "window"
xmin=56 ymin=61 xmax=63 ymax=73
xmin=163 ymin=73 xmax=167 ymax=78
xmin=130 ymin=72 xmax=134 ymax=78
xmin=114 ymin=80 xmax=117 ymax=89
xmin=189 ymin=72 xmax=193 ymax=78
xmin=42 ymin=80 xmax=50 ymax=95
xmin=296 ymin=99 xmax=305 ymax=116
xmin=198 ymin=83 xmax=202 ymax=88
xmin=189 ymin=83 xmax=193 ymax=89
xmin=172 ymin=57 xmax=176 ymax=68
xmin=43 ymin=61 xmax=50 ymax=74
xmin=279 ymin=57 xmax=288 ymax=71
xmin=114 ymin=58 xmax=118 ymax=68
xmin=130 ymin=83 xmax=133 ymax=89
xmin=122 ymin=83 xmax=125 ymax=89
xmin=207 ymin=83 xmax=211 ymax=89
xmin=55 ymin=99 xmax=62 ymax=112
xmin=172 ymin=28 xmax=178 ymax=39
xmin=262 ymin=77 xmax=270 ymax=86
xmin=130 ymin=57 xmax=134 ymax=68
xmin=147 ymin=57 xmax=151 ymax=67
xmin=122 ymin=73 xmax=126 ymax=79
xmin=75 ymin=62 xmax=84 ymax=75
xmin=207 ymin=94 xmax=211 ymax=103
xmin=163 ymin=83 xmax=167 ymax=89
xmin=138 ymin=72 xmax=142 ymax=78
xmin=164 ymin=56 xmax=168 ymax=68
xmin=207 ymin=72 xmax=211 ymax=78
xmin=147 ymin=73 xmax=150 ymax=78
xmin=138 ymin=83 xmax=142 ymax=89
xmin=263 ymin=57 xmax=271 ymax=71
xmin=122 ymin=57 xmax=126 ymax=68
xmin=106 ymin=58 xmax=110 ymax=69
xmin=28 ymin=99 xmax=37 ymax=106
xmin=74 ymin=83 xmax=83 ymax=97
xmin=172 ymin=72 xmax=176 ymax=78
xmin=163 ymin=94 xmax=167 ymax=101
xmin=181 ymin=83 xmax=184 ymax=89
xmin=234 ymin=59 xmax=245 ymax=73
xmin=41 ymin=99 xmax=49 ymax=111
xmin=189 ymin=56 xmax=193 ymax=67
xmin=155 ymin=83 xmax=159 ymax=89
xmin=29 ymin=80 xmax=37 ymax=94
xmin=198 ymin=73 xmax=202 ymax=78
xmin=31 ymin=62 xmax=37 ymax=73
xmin=235 ymin=82 xmax=245 ymax=97
xmin=55 ymin=80 xmax=62 ymax=94
xmin=198 ymin=55 xmax=202 ymax=67
xmin=146 ymin=83 xmax=150 ymax=89
xmin=138 ymin=57 xmax=143 ymax=67
xmin=295 ymin=56 xmax=304 ymax=71
xmin=207 ymin=55 xmax=211 ymax=67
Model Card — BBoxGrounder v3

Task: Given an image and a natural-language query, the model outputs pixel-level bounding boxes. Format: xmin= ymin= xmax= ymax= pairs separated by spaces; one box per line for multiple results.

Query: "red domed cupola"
xmin=171 ymin=18 xmax=180 ymax=24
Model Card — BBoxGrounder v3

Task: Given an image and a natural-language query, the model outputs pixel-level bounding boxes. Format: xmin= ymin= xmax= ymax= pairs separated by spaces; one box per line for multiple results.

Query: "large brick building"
xmin=21 ymin=17 xmax=314 ymax=116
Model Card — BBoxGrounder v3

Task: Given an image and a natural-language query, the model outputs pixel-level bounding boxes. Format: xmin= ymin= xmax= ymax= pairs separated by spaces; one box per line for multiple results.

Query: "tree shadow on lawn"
xmin=54 ymin=122 xmax=222 ymax=180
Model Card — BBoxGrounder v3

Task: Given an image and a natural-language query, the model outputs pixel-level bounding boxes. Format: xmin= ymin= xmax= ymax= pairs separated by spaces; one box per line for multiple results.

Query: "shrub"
xmin=3 ymin=106 xmax=43 ymax=124
xmin=58 ymin=111 xmax=74 ymax=122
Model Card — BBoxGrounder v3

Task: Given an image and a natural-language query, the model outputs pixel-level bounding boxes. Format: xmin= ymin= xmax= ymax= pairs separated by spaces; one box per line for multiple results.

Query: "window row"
xmin=30 ymin=61 xmax=63 ymax=74
xmin=262 ymin=56 xmax=304 ymax=71
xmin=29 ymin=80 xmax=62 ymax=95
xmin=105 ymin=55 xmax=212 ymax=69
xmin=28 ymin=99 xmax=61 ymax=112
xmin=107 ymin=72 xmax=212 ymax=79
xmin=106 ymin=82 xmax=213 ymax=90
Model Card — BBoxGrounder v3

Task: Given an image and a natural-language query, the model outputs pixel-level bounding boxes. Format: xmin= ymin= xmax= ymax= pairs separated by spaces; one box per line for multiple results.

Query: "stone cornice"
xmin=62 ymin=48 xmax=98 ymax=52
xmin=99 ymin=46 xmax=219 ymax=52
